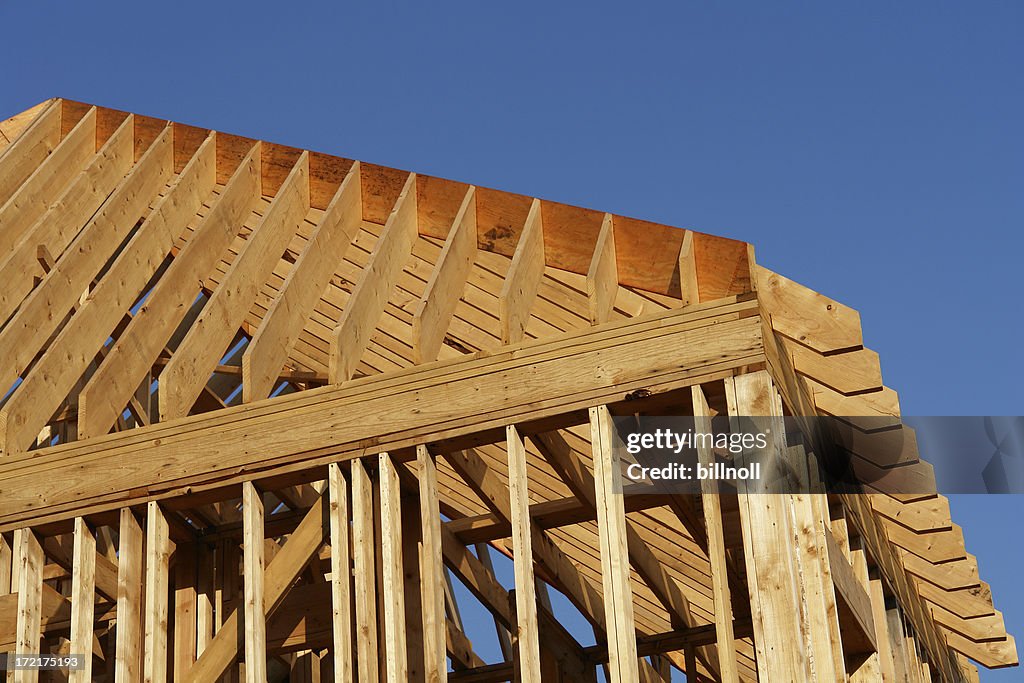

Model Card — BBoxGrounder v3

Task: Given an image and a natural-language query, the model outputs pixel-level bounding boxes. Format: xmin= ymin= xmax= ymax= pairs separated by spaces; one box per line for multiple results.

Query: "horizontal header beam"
xmin=0 ymin=296 xmax=762 ymax=531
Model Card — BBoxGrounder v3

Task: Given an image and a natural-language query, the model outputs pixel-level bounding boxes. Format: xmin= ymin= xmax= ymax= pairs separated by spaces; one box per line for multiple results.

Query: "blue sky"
xmin=3 ymin=2 xmax=1020 ymax=679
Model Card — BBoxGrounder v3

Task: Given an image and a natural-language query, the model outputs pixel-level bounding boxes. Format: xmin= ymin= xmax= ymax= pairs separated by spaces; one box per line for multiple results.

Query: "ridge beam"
xmin=329 ymin=172 xmax=419 ymax=383
xmin=243 ymin=162 xmax=361 ymax=402
xmin=498 ymin=198 xmax=544 ymax=345
xmin=412 ymin=185 xmax=477 ymax=364
xmin=159 ymin=151 xmax=310 ymax=421
xmin=77 ymin=141 xmax=262 ymax=439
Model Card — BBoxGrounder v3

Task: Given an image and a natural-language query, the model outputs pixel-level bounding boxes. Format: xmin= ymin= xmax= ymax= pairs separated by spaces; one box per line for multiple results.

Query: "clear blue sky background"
xmin=3 ymin=2 xmax=1021 ymax=679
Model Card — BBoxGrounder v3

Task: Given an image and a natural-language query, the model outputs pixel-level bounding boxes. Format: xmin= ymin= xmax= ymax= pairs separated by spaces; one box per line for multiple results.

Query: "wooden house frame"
xmin=0 ymin=98 xmax=1016 ymax=681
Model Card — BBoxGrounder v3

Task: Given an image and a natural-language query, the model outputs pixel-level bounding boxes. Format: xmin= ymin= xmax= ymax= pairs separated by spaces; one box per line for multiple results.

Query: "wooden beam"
xmin=0 ymin=124 xmax=174 ymax=426
xmin=116 ymin=508 xmax=144 ymax=683
xmin=498 ymin=198 xmax=544 ymax=344
xmin=586 ymin=214 xmax=617 ymax=324
xmin=590 ymin=406 xmax=639 ymax=683
xmin=677 ymin=230 xmax=698 ymax=306
xmin=159 ymin=151 xmax=309 ymax=420
xmin=68 ymin=518 xmax=96 ymax=683
xmin=755 ymin=266 xmax=862 ymax=354
xmin=184 ymin=487 xmax=328 ymax=682
xmin=690 ymin=386 xmax=739 ymax=682
xmin=506 ymin=426 xmax=542 ymax=683
xmin=243 ymin=161 xmax=362 ymax=402
xmin=328 ymin=463 xmax=354 ymax=682
xmin=0 ymin=129 xmax=216 ymax=455
xmin=77 ymin=141 xmax=262 ymax=439
xmin=378 ymin=454 xmax=408 ymax=682
xmin=530 ymin=429 xmax=711 ymax=655
xmin=242 ymin=482 xmax=268 ymax=682
xmin=351 ymin=458 xmax=379 ymax=683
xmin=0 ymin=98 xmax=60 ymax=208
xmin=174 ymin=543 xmax=199 ymax=679
xmin=417 ymin=446 xmax=447 ymax=683
xmin=0 ymin=535 xmax=10 ymax=595
xmin=0 ymin=298 xmax=763 ymax=531
xmin=729 ymin=372 xmax=838 ymax=681
xmin=144 ymin=502 xmax=173 ymax=683
xmin=412 ymin=185 xmax=477 ymax=363
xmin=329 ymin=172 xmax=418 ymax=383
xmin=12 ymin=528 xmax=44 ymax=683
xmin=0 ymin=106 xmax=96 ymax=260
xmin=0 ymin=110 xmax=133 ymax=329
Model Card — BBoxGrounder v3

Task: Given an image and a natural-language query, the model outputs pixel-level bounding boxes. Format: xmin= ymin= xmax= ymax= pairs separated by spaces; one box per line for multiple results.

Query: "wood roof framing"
xmin=0 ymin=97 xmax=1016 ymax=682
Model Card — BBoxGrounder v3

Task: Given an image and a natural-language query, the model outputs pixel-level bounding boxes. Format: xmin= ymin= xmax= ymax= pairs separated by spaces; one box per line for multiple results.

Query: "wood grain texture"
xmin=329 ymin=172 xmax=418 ymax=383
xmin=159 ymin=151 xmax=309 ymax=421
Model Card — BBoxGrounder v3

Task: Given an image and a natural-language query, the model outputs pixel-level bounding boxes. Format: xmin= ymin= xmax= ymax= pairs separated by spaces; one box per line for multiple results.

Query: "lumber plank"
xmin=729 ymin=373 xmax=816 ymax=681
xmin=144 ymin=502 xmax=173 ymax=683
xmin=506 ymin=426 xmax=543 ymax=683
xmin=498 ymin=198 xmax=544 ymax=344
xmin=327 ymin=463 xmax=354 ymax=681
xmin=77 ymin=141 xmax=261 ymax=439
xmin=174 ymin=543 xmax=199 ymax=679
xmin=0 ymin=122 xmax=173 ymax=418
xmin=690 ymin=386 xmax=740 ymax=682
xmin=351 ymin=458 xmax=379 ymax=683
xmin=242 ymin=482 xmax=268 ymax=682
xmin=586 ymin=213 xmax=618 ymax=324
xmin=590 ymin=406 xmax=639 ymax=683
xmin=0 ymin=106 xmax=96 ymax=261
xmin=243 ymin=161 xmax=360 ymax=402
xmin=68 ymin=518 xmax=96 ymax=683
xmin=0 ymin=301 xmax=763 ymax=531
xmin=0 ymin=535 xmax=10 ymax=595
xmin=12 ymin=529 xmax=44 ymax=683
xmin=116 ymin=508 xmax=144 ymax=683
xmin=329 ymin=172 xmax=418 ymax=383
xmin=413 ymin=185 xmax=477 ymax=363
xmin=677 ymin=230 xmax=698 ymax=306
xmin=184 ymin=488 xmax=328 ymax=682
xmin=756 ymin=265 xmax=862 ymax=353
xmin=0 ymin=129 xmax=215 ymax=455
xmin=0 ymin=112 xmax=134 ymax=333
xmin=160 ymin=151 xmax=309 ymax=421
xmin=378 ymin=454 xmax=408 ymax=682
xmin=0 ymin=98 xmax=61 ymax=209
xmin=417 ymin=446 xmax=447 ymax=683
